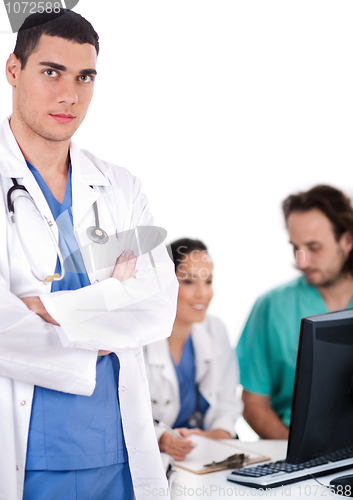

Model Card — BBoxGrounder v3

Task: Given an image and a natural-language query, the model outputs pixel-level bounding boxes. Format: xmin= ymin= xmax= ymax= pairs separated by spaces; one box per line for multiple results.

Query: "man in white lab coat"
xmin=0 ymin=9 xmax=178 ymax=500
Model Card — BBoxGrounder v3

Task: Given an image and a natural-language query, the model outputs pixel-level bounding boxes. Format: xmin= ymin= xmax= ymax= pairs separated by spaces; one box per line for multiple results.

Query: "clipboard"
xmin=174 ymin=434 xmax=269 ymax=474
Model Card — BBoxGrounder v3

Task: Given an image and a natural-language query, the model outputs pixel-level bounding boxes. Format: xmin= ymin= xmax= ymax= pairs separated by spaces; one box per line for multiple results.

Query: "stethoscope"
xmin=7 ymin=178 xmax=109 ymax=282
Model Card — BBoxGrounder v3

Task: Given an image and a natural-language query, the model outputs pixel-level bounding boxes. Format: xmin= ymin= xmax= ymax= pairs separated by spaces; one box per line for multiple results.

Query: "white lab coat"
xmin=144 ymin=315 xmax=243 ymax=441
xmin=0 ymin=117 xmax=178 ymax=500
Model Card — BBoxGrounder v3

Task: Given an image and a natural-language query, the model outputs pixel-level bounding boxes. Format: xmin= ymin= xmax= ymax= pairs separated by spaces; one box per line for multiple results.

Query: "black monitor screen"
xmin=287 ymin=308 xmax=353 ymax=465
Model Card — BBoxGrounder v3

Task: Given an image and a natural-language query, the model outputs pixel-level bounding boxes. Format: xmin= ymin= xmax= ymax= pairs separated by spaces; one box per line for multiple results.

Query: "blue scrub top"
xmin=25 ymin=162 xmax=128 ymax=471
xmin=172 ymin=335 xmax=209 ymax=429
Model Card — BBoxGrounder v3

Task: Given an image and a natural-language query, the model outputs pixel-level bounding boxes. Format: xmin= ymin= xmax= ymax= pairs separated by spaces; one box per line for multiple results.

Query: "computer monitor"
xmin=287 ymin=308 xmax=353 ymax=465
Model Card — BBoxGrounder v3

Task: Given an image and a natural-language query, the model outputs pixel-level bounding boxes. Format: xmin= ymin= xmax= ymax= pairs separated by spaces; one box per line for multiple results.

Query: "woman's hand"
xmin=158 ymin=428 xmax=194 ymax=461
xmin=112 ymin=249 xmax=138 ymax=282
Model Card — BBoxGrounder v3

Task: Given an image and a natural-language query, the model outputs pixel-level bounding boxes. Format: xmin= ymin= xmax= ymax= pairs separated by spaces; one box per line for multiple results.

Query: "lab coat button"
xmin=94 ymin=279 xmax=99 ymax=283
xmin=48 ymin=221 xmax=53 ymax=227
xmin=20 ymin=400 xmax=26 ymax=406
xmin=166 ymin=400 xmax=170 ymax=405
xmin=121 ymin=386 xmax=125 ymax=392
xmin=16 ymin=466 xmax=19 ymax=471
xmin=132 ymin=447 xmax=137 ymax=453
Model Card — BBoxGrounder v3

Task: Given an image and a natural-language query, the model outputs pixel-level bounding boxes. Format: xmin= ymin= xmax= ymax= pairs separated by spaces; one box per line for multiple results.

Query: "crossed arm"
xmin=20 ymin=250 xmax=137 ymax=356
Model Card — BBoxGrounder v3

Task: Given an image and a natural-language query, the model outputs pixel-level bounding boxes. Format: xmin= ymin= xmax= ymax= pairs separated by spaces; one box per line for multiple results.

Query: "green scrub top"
xmin=236 ymin=276 xmax=353 ymax=426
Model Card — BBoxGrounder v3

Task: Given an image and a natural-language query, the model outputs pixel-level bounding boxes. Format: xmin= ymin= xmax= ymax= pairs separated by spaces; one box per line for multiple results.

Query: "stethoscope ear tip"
xmin=44 ymin=273 xmax=61 ymax=283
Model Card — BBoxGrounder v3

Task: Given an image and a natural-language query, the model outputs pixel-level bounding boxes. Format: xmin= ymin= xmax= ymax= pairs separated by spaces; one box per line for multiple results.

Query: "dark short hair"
xmin=14 ymin=9 xmax=99 ymax=69
xmin=282 ymin=184 xmax=353 ymax=275
xmin=169 ymin=238 xmax=208 ymax=272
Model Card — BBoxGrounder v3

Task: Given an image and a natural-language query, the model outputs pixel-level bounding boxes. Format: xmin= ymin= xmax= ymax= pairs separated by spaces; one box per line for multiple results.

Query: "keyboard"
xmin=227 ymin=446 xmax=353 ymax=488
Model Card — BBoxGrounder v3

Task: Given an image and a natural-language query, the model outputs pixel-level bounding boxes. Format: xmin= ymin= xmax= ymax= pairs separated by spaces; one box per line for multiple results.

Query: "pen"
xmin=154 ymin=420 xmax=189 ymax=442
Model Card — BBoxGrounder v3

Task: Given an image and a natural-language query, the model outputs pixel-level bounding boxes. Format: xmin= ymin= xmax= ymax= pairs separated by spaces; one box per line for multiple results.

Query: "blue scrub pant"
xmin=23 ymin=463 xmax=134 ymax=500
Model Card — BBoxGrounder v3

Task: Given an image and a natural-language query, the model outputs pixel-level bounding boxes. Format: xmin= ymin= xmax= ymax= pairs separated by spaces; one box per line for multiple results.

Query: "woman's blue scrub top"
xmin=172 ymin=334 xmax=209 ymax=429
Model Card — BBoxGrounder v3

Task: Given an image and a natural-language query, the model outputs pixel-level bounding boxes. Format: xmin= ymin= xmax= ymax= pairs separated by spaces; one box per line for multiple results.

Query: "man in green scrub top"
xmin=236 ymin=185 xmax=353 ymax=439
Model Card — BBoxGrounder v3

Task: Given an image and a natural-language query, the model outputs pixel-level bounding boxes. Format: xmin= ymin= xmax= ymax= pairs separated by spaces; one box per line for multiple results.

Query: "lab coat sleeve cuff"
xmin=209 ymin=417 xmax=238 ymax=438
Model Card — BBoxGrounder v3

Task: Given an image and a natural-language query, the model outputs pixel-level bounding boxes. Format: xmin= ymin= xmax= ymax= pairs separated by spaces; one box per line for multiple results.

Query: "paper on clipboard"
xmin=175 ymin=435 xmax=269 ymax=474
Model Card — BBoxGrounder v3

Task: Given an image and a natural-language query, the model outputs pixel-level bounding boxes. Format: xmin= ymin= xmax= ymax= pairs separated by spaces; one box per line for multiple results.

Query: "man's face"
xmin=287 ymin=208 xmax=353 ymax=288
xmin=7 ymin=34 xmax=97 ymax=142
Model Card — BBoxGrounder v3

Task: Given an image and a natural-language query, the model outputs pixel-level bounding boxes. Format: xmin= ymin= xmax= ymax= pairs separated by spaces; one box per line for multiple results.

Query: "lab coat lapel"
xmin=0 ymin=118 xmax=59 ymax=230
xmin=0 ymin=119 xmax=108 ymax=227
xmin=146 ymin=339 xmax=180 ymax=422
xmin=146 ymin=339 xmax=178 ymax=387
xmin=0 ymin=118 xmax=27 ymax=177
xmin=192 ymin=321 xmax=221 ymax=384
xmin=69 ymin=142 xmax=109 ymax=227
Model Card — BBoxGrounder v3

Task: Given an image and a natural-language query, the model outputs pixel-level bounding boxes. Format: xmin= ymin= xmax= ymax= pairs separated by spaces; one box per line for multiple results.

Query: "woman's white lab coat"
xmin=0 ymin=118 xmax=178 ymax=500
xmin=144 ymin=315 xmax=243 ymax=441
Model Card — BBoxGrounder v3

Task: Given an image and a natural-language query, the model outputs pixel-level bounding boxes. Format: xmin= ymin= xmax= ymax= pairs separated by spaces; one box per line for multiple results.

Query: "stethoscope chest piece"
xmin=86 ymin=226 xmax=109 ymax=244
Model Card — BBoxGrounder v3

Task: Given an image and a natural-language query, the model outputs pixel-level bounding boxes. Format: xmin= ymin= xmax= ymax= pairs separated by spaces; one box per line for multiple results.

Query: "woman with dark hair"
xmin=144 ymin=238 xmax=243 ymax=461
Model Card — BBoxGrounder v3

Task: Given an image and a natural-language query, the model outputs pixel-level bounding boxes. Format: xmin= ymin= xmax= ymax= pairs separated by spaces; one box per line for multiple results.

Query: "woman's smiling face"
xmin=175 ymin=250 xmax=214 ymax=325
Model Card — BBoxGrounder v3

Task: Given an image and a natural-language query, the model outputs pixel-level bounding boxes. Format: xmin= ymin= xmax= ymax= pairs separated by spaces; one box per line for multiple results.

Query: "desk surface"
xmin=170 ymin=440 xmax=353 ymax=499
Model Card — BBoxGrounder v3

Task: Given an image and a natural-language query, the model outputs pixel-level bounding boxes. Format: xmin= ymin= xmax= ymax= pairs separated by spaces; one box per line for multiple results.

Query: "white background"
xmin=1 ymin=1 xmax=353 ymax=346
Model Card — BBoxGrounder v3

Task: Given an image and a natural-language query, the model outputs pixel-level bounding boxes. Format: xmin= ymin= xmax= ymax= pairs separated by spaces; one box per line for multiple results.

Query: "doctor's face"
xmin=287 ymin=209 xmax=353 ymax=288
xmin=175 ymin=251 xmax=214 ymax=325
xmin=6 ymin=34 xmax=97 ymax=143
